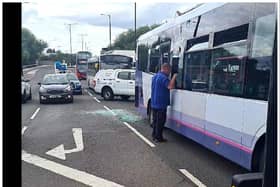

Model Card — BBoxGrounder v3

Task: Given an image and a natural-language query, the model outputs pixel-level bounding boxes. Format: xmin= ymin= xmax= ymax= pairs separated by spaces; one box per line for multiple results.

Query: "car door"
xmin=115 ymin=71 xmax=130 ymax=95
xmin=128 ymin=71 xmax=135 ymax=95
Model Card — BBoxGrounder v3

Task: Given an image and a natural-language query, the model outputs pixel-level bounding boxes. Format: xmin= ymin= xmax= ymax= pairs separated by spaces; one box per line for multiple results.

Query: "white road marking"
xmin=22 ymin=150 xmax=124 ymax=187
xmin=179 ymin=169 xmax=206 ymax=187
xmin=22 ymin=126 xmax=28 ymax=135
xmin=46 ymin=128 xmax=84 ymax=160
xmin=30 ymin=108 xmax=40 ymax=120
xmin=123 ymin=122 xmax=155 ymax=148
xmin=104 ymin=106 xmax=117 ymax=116
xmin=94 ymin=97 xmax=101 ymax=103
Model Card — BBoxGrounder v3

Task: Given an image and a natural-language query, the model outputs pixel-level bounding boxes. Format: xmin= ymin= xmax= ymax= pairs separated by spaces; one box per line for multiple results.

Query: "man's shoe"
xmin=158 ymin=138 xmax=167 ymax=142
xmin=153 ymin=138 xmax=167 ymax=143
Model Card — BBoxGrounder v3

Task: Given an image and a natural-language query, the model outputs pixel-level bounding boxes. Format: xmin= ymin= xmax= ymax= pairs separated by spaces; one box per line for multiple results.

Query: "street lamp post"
xmin=65 ymin=23 xmax=77 ymax=66
xmin=79 ymin=34 xmax=87 ymax=51
xmin=101 ymin=13 xmax=111 ymax=49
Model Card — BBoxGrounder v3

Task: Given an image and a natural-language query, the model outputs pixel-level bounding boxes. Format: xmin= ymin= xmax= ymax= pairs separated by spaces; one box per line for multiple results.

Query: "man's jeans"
xmin=152 ymin=108 xmax=167 ymax=140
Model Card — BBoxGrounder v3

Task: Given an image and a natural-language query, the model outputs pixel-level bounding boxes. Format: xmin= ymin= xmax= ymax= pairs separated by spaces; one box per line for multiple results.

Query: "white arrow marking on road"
xmin=46 ymin=128 xmax=84 ymax=160
xmin=22 ymin=150 xmax=124 ymax=187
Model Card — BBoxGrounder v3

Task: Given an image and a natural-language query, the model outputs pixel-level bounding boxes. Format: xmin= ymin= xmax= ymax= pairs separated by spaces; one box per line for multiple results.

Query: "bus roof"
xmin=138 ymin=3 xmax=225 ymax=42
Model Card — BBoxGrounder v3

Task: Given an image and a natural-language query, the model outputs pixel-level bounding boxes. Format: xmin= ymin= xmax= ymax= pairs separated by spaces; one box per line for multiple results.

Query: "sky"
xmin=22 ymin=1 xmax=198 ymax=56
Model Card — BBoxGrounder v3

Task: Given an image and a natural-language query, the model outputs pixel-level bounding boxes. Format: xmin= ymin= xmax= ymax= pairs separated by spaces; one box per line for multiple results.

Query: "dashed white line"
xmin=22 ymin=150 xmax=124 ymax=187
xmin=94 ymin=97 xmax=101 ymax=103
xmin=104 ymin=106 xmax=117 ymax=116
xmin=123 ymin=122 xmax=155 ymax=148
xmin=22 ymin=126 xmax=28 ymax=135
xmin=30 ymin=108 xmax=40 ymax=120
xmin=179 ymin=169 xmax=206 ymax=187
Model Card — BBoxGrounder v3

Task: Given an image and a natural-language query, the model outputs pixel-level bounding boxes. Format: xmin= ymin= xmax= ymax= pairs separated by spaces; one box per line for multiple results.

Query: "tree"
xmin=22 ymin=28 xmax=48 ymax=65
xmin=109 ymin=24 xmax=160 ymax=50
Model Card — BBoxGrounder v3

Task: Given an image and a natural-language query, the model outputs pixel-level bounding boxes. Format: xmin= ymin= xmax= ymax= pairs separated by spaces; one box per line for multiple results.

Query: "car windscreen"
xmin=66 ymin=74 xmax=78 ymax=81
xmin=42 ymin=75 xmax=68 ymax=85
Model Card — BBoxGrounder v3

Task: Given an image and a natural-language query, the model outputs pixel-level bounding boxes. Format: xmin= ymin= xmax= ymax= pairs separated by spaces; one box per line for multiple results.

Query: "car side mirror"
xmin=38 ymin=82 xmax=41 ymax=85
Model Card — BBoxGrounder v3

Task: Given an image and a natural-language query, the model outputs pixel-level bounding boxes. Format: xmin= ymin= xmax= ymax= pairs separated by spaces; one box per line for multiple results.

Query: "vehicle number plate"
xmin=49 ymin=95 xmax=61 ymax=98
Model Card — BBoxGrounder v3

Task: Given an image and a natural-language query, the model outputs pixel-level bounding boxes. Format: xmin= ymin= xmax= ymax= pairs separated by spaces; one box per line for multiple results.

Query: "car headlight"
xmin=64 ymin=85 xmax=71 ymax=92
xmin=39 ymin=86 xmax=47 ymax=93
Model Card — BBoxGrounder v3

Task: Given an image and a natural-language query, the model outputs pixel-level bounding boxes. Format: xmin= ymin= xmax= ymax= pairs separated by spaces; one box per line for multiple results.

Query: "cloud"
xmin=22 ymin=2 xmax=198 ymax=55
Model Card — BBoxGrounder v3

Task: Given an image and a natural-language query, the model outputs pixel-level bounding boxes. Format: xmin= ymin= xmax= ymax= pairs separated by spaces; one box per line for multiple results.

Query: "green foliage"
xmin=109 ymin=24 xmax=160 ymax=50
xmin=22 ymin=28 xmax=48 ymax=65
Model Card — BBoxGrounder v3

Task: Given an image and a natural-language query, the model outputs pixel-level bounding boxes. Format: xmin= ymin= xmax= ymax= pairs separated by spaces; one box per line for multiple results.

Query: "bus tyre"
xmin=102 ymin=87 xmax=113 ymax=100
xmin=258 ymin=146 xmax=265 ymax=172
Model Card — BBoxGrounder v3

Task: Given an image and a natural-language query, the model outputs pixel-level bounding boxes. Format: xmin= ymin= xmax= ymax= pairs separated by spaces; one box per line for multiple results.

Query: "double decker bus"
xmin=76 ymin=51 xmax=92 ymax=80
xmin=135 ymin=3 xmax=277 ymax=171
xmin=99 ymin=50 xmax=135 ymax=70
xmin=87 ymin=56 xmax=99 ymax=89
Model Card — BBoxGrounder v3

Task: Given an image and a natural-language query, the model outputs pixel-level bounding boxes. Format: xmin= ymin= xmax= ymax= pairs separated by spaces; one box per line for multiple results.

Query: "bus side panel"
xmin=242 ymin=100 xmax=267 ymax=148
xmin=135 ymin=71 xmax=147 ymax=116
xmin=142 ymin=72 xmax=153 ymax=108
xmin=205 ymin=94 xmax=251 ymax=169
xmin=167 ymin=90 xmax=206 ymax=148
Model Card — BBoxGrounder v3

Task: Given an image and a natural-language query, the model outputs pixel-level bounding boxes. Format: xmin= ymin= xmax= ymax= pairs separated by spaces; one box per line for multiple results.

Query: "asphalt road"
xmin=22 ymin=65 xmax=247 ymax=187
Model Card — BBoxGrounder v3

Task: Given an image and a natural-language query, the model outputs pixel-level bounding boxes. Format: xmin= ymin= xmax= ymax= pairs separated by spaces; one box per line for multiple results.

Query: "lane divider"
xmin=30 ymin=108 xmax=40 ymax=120
xmin=179 ymin=169 xmax=206 ymax=187
xmin=22 ymin=126 xmax=28 ymax=135
xmin=104 ymin=106 xmax=117 ymax=116
xmin=123 ymin=122 xmax=155 ymax=148
xmin=88 ymin=91 xmax=93 ymax=97
xmin=93 ymin=97 xmax=101 ymax=103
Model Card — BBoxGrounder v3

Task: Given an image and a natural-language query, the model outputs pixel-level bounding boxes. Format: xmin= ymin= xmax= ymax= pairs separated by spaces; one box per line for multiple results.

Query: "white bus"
xmin=135 ymin=3 xmax=277 ymax=171
xmin=99 ymin=50 xmax=135 ymax=70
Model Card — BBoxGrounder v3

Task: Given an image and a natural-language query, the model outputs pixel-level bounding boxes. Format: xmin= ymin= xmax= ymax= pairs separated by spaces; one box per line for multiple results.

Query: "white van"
xmin=92 ymin=69 xmax=135 ymax=100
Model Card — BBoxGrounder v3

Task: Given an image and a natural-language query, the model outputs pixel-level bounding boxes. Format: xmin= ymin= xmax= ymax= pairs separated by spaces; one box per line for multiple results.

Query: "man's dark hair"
xmin=161 ymin=63 xmax=171 ymax=69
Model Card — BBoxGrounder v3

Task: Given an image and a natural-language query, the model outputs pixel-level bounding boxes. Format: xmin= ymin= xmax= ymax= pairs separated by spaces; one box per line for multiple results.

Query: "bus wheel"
xmin=102 ymin=87 xmax=113 ymax=100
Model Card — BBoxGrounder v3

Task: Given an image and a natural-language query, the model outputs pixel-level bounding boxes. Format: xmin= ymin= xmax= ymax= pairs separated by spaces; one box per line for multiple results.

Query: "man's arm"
xmin=168 ymin=73 xmax=177 ymax=90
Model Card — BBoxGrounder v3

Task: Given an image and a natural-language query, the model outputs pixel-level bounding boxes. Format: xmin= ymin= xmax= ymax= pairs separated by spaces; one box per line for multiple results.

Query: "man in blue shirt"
xmin=151 ymin=63 xmax=177 ymax=142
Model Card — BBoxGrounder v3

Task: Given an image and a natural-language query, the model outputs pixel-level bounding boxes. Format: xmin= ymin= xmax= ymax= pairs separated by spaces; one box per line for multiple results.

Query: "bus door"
xmin=181 ymin=49 xmax=211 ymax=144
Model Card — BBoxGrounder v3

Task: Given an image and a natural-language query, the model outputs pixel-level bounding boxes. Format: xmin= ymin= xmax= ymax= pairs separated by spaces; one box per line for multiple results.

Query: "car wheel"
xmin=121 ymin=95 xmax=130 ymax=100
xmin=39 ymin=98 xmax=44 ymax=104
xmin=69 ymin=97 xmax=74 ymax=103
xmin=102 ymin=87 xmax=114 ymax=100
xmin=22 ymin=91 xmax=27 ymax=103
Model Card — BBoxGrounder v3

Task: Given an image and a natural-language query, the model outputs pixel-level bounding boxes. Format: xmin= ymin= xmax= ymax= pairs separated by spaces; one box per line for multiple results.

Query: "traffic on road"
xmin=21 ymin=2 xmax=277 ymax=187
